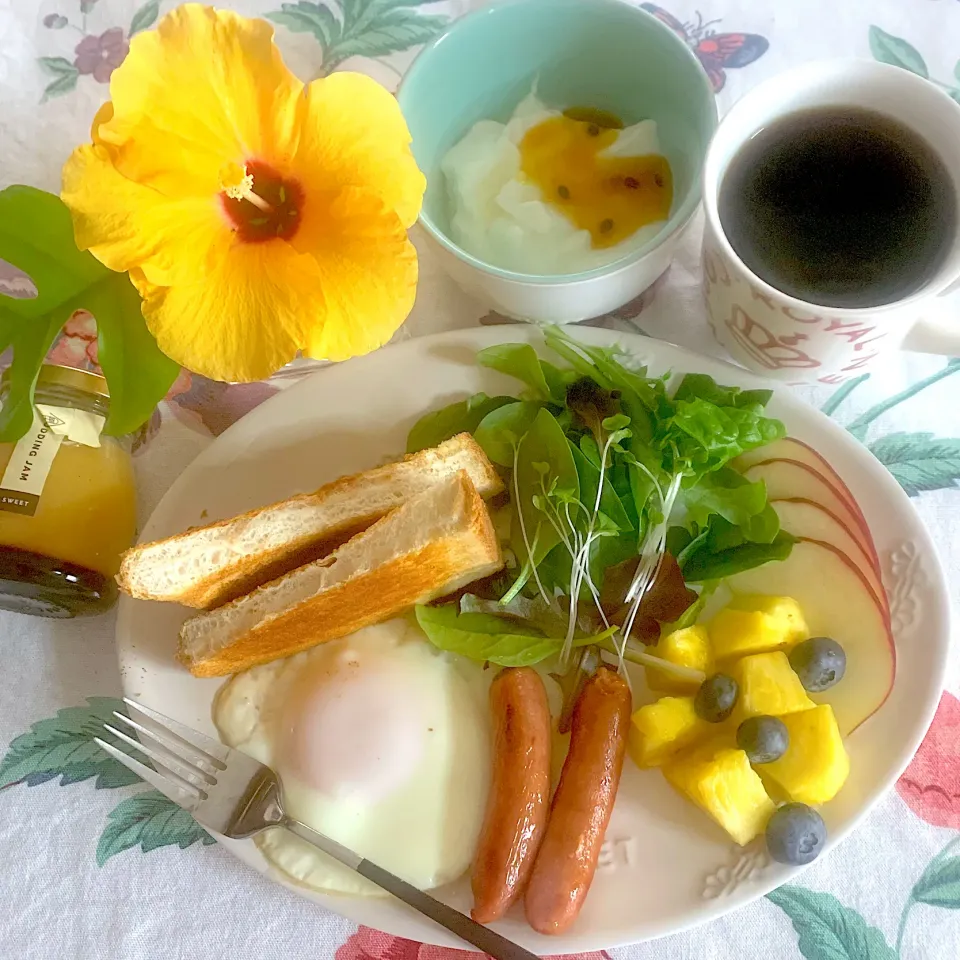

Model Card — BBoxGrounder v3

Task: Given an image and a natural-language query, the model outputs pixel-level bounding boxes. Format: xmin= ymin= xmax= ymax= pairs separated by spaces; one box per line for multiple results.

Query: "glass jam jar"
xmin=0 ymin=365 xmax=137 ymax=617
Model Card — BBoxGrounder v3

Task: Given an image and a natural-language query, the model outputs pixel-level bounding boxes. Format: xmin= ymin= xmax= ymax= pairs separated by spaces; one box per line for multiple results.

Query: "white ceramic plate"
xmin=115 ymin=326 xmax=950 ymax=953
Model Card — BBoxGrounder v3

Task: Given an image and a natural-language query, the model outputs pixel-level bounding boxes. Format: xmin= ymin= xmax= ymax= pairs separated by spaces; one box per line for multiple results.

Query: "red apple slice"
xmin=737 ymin=438 xmax=859 ymax=510
xmin=770 ymin=499 xmax=889 ymax=623
xmin=726 ymin=539 xmax=895 ymax=735
xmin=743 ymin=460 xmax=877 ymax=567
xmin=737 ymin=437 xmax=874 ymax=547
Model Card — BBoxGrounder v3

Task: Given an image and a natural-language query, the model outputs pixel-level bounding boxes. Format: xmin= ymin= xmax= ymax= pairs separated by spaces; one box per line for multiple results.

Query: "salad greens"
xmin=414 ymin=605 xmax=614 ymax=668
xmin=408 ymin=328 xmax=793 ymax=669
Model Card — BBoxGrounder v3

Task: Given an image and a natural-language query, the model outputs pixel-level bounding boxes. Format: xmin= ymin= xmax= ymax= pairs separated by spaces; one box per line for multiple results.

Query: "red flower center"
xmin=221 ymin=161 xmax=304 ymax=243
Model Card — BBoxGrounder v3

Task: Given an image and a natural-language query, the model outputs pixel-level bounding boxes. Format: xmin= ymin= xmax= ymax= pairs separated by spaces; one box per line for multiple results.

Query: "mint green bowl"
xmin=398 ymin=0 xmax=717 ymax=306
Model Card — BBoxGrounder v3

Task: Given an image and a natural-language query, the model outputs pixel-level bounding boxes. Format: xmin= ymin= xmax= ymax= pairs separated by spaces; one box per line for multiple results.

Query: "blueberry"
xmin=737 ymin=715 xmax=790 ymax=764
xmin=694 ymin=673 xmax=739 ymax=723
xmin=789 ymin=637 xmax=847 ymax=692
xmin=766 ymin=802 xmax=827 ymax=865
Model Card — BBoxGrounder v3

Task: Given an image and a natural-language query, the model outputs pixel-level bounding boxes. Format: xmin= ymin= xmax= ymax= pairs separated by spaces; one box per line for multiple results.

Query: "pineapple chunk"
xmin=629 ymin=697 xmax=708 ymax=768
xmin=664 ymin=747 xmax=775 ymax=845
xmin=711 ymin=596 xmax=808 ymax=659
xmin=731 ymin=595 xmax=808 ymax=642
xmin=763 ymin=705 xmax=849 ymax=804
xmin=731 ymin=651 xmax=815 ymax=720
xmin=646 ymin=625 xmax=712 ymax=693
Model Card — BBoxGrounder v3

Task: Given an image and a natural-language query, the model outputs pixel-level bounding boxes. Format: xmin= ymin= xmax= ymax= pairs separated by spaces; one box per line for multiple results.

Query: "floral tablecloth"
xmin=2 ymin=1 xmax=960 ymax=958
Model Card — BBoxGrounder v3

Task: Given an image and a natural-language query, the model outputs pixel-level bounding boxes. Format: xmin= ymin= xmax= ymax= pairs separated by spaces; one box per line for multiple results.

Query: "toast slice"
xmin=118 ymin=433 xmax=501 ymax=610
xmin=178 ymin=471 xmax=503 ymax=677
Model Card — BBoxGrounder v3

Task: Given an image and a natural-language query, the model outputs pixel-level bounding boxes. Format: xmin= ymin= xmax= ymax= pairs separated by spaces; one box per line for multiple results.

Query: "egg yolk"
xmin=519 ymin=110 xmax=673 ymax=249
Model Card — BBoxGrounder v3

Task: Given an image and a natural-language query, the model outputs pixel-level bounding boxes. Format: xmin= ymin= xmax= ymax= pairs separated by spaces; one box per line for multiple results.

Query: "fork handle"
xmin=356 ymin=860 xmax=540 ymax=960
xmin=282 ymin=820 xmax=538 ymax=960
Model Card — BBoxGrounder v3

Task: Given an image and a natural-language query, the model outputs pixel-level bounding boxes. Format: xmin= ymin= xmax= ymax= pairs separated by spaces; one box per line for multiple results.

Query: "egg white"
xmin=213 ymin=617 xmax=490 ymax=896
xmin=441 ymin=93 xmax=668 ymax=275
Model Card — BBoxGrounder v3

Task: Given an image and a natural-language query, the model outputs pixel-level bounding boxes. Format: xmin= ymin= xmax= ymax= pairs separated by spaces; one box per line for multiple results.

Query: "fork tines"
xmin=94 ymin=698 xmax=227 ymax=810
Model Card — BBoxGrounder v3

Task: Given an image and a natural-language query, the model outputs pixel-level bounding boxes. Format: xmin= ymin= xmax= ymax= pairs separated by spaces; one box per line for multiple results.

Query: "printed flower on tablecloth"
xmin=335 ymin=925 xmax=610 ymax=960
xmin=74 ymin=27 xmax=129 ymax=84
xmin=46 ymin=311 xmax=99 ymax=369
xmin=36 ymin=0 xmax=162 ymax=102
xmin=897 ymin=691 xmax=960 ymax=828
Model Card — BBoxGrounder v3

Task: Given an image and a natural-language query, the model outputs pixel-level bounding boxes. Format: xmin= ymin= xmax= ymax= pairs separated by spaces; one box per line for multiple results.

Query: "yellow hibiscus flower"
xmin=61 ymin=3 xmax=425 ymax=381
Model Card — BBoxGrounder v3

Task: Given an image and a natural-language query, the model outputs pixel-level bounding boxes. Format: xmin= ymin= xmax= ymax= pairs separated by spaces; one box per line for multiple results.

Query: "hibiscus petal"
xmin=141 ymin=235 xmax=321 ymax=382
xmin=298 ymin=188 xmax=418 ymax=362
xmin=295 ymin=72 xmax=425 ymax=229
xmin=98 ymin=5 xmax=304 ymax=198
xmin=62 ymin=143 xmax=224 ymax=285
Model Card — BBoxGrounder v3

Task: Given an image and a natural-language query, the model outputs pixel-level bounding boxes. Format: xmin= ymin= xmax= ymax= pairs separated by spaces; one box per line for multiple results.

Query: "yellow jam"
xmin=519 ymin=110 xmax=673 ymax=249
xmin=0 ymin=435 xmax=136 ymax=577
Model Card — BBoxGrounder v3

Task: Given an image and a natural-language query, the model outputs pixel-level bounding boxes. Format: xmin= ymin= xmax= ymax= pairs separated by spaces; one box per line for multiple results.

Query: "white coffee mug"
xmin=702 ymin=60 xmax=960 ymax=383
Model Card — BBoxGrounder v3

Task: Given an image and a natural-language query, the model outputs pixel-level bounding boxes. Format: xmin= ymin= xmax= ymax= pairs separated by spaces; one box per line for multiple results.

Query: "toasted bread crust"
xmin=119 ymin=513 xmax=369 ymax=609
xmin=117 ymin=433 xmax=502 ymax=609
xmin=178 ymin=474 xmax=502 ymax=677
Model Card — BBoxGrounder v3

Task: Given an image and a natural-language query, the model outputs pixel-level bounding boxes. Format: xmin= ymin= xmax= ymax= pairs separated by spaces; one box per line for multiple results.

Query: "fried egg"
xmin=213 ymin=617 xmax=490 ymax=896
xmin=441 ymin=92 xmax=672 ymax=275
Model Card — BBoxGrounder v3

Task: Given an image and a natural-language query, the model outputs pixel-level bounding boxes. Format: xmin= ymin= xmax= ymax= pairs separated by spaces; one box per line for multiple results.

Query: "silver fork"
xmin=96 ymin=698 xmax=538 ymax=960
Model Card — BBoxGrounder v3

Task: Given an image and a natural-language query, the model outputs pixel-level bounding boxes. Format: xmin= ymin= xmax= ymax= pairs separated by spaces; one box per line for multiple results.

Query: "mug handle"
xmin=902 ymin=279 xmax=960 ymax=355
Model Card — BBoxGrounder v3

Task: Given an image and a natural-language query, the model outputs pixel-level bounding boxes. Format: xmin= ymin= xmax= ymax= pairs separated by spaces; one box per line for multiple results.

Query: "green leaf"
xmin=473 ymin=400 xmax=541 ymax=467
xmin=415 ymin=604 xmax=604 ymax=666
xmin=954 ymin=60 xmax=960 ymax=84
xmin=416 ymin=604 xmax=559 ymax=665
xmin=544 ymin=325 xmax=664 ymax=411
xmin=508 ymin=408 xmax=581 ymax=595
xmin=767 ymin=885 xmax=898 ymax=959
xmin=569 ymin=440 xmax=633 ymax=530
xmin=340 ymin=0 xmax=443 ymax=34
xmin=96 ymin=789 xmax=216 ymax=866
xmin=86 ymin=273 xmax=179 ymax=435
xmin=517 ymin=408 xmax=580 ymax=503
xmin=668 ymin=397 xmax=786 ymax=476
xmin=405 ymin=393 xmax=515 ymax=453
xmin=0 ymin=187 xmax=172 ymax=440
xmin=129 ymin=0 xmax=161 ymax=37
xmin=327 ymin=11 xmax=447 ymax=64
xmin=0 ymin=697 xmax=141 ymax=790
xmin=673 ymin=373 xmax=772 ymax=410
xmin=868 ymin=26 xmax=928 ymax=78
xmin=41 ymin=71 xmax=79 ymax=102
xmin=267 ymin=1 xmax=341 ymax=45
xmin=477 ymin=342 xmax=570 ymax=404
xmin=867 ymin=432 xmax=960 ymax=496
xmin=38 ymin=56 xmax=78 ymax=77
xmin=681 ymin=466 xmax=767 ymax=529
xmin=678 ymin=524 xmax=795 ymax=582
xmin=912 ymin=855 xmax=960 ymax=908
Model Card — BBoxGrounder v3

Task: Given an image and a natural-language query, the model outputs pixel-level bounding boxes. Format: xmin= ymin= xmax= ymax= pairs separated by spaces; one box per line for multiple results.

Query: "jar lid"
xmin=1 ymin=364 xmax=110 ymax=399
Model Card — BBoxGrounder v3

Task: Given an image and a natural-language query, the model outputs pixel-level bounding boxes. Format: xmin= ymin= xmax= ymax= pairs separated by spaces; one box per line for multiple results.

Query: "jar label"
xmin=0 ymin=405 xmax=106 ymax=516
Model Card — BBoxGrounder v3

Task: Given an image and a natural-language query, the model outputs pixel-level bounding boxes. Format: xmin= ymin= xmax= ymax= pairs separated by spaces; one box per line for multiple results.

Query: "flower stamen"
xmin=219 ymin=162 xmax=272 ymax=212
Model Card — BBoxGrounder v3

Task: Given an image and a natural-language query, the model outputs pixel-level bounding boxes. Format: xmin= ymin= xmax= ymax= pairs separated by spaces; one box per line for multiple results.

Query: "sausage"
xmin=523 ymin=665 xmax=631 ymax=935
xmin=471 ymin=667 xmax=552 ymax=923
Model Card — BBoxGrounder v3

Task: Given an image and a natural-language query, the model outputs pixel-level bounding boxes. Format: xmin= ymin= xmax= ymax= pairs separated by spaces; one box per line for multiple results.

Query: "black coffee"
xmin=718 ymin=107 xmax=956 ymax=308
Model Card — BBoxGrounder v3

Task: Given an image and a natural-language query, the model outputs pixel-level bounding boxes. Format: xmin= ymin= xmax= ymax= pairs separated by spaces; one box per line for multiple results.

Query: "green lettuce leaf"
xmin=415 ymin=604 xmax=608 ymax=666
xmin=405 ymin=392 xmax=514 ymax=453
xmin=473 ymin=400 xmax=541 ymax=466
xmin=677 ymin=521 xmax=796 ymax=582
xmin=672 ymin=373 xmax=773 ymax=410
xmin=681 ymin=466 xmax=768 ymax=529
xmin=476 ymin=342 xmax=571 ymax=404
xmin=668 ymin=398 xmax=786 ymax=476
